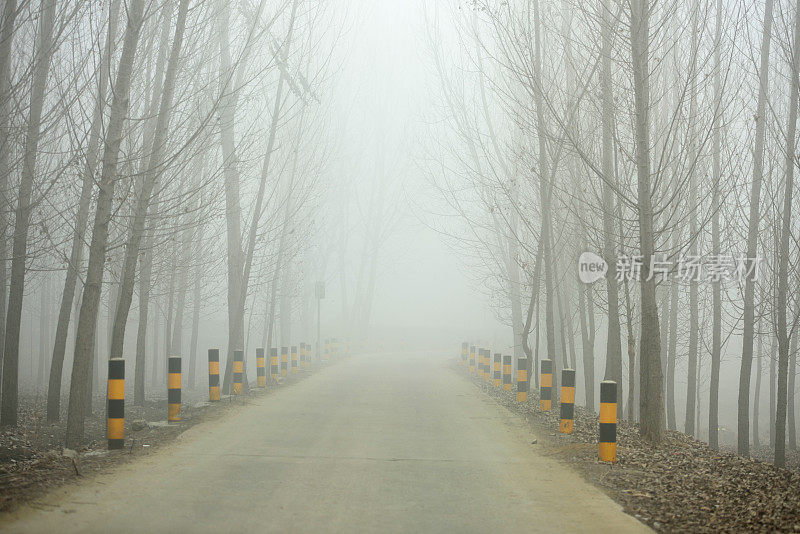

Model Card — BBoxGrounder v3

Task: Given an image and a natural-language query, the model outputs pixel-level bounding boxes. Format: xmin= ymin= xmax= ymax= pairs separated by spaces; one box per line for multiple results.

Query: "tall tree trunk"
xmin=627 ymin=333 xmax=636 ymax=422
xmin=520 ymin=239 xmax=543 ymax=390
xmin=188 ymin=275 xmax=201 ymax=390
xmin=658 ymin=283 xmax=669 ymax=428
xmin=280 ymin=264 xmax=292 ymax=347
xmin=685 ymin=0 xmax=700 ymax=438
xmin=220 ymin=0 xmax=298 ymax=393
xmin=151 ymin=302 xmax=159 ymax=387
xmin=38 ymin=277 xmax=48 ymax=394
xmin=163 ymin=261 xmax=176 ymax=384
xmin=187 ymin=223 xmax=204 ymax=391
xmin=531 ymin=0 xmax=556 ymax=402
xmin=788 ymin=326 xmax=797 ymax=450
xmin=64 ymin=0 xmax=145 ymax=448
xmin=170 ymin=223 xmax=193 ymax=359
xmin=233 ymin=0 xmax=300 ymax=392
xmin=774 ymin=0 xmax=800 ymax=467
xmin=599 ymin=0 xmax=623 ymax=420
xmin=754 ymin=321 xmax=762 ymax=448
xmin=666 ymin=273 xmax=678 ymax=430
xmin=578 ymin=277 xmax=595 ymax=410
xmin=265 ymin=196 xmax=294 ymax=356
xmin=0 ymin=0 xmax=19 ymax=401
xmin=110 ymin=0 xmax=190 ymax=363
xmin=217 ymin=1 xmax=244 ymax=392
xmin=0 ymin=0 xmax=57 ymax=426
xmin=534 ymin=297 xmax=540 ymax=388
xmin=770 ymin=335 xmax=777 ymax=447
xmin=564 ymin=289 xmax=577 ymax=371
xmin=739 ymin=0 xmax=773 ymax=457
xmin=134 ymin=250 xmax=152 ymax=405
xmin=619 ymin=207 xmax=636 ymax=421
xmin=630 ymin=0 xmax=664 ymax=442
xmin=474 ymin=13 xmax=524 ymax=361
xmin=708 ymin=0 xmax=723 ymax=450
xmin=132 ymin=1 xmax=173 ymax=406
xmin=554 ymin=281 xmax=567 ymax=370
xmin=85 ymin=307 xmax=100 ymax=416
xmin=696 ymin=351 xmax=702 ymax=438
xmin=47 ymin=0 xmax=121 ymax=422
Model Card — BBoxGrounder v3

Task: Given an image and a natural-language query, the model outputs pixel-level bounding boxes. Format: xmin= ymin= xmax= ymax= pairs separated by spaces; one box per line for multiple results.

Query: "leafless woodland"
xmin=0 ymin=0 xmax=798 ymax=473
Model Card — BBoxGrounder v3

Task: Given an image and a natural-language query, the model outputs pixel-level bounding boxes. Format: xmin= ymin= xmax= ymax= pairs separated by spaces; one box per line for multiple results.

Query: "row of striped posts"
xmin=323 ymin=337 xmax=344 ymax=360
xmin=462 ymin=343 xmax=528 ymax=403
xmin=107 ymin=340 xmax=352 ymax=449
xmin=460 ymin=342 xmax=617 ymax=463
xmin=106 ymin=355 xmax=187 ymax=450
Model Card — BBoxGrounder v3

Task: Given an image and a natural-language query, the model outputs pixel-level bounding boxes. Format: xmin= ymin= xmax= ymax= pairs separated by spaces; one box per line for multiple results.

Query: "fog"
xmin=0 ymin=0 xmax=799 ymax=500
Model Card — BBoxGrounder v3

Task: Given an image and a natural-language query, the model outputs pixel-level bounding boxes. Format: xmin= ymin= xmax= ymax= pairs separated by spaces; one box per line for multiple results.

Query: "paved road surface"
xmin=1 ymin=351 xmax=648 ymax=533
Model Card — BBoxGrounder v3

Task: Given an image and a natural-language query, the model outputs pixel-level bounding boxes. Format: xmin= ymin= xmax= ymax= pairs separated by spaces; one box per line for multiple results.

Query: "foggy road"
xmin=2 ymin=353 xmax=648 ymax=533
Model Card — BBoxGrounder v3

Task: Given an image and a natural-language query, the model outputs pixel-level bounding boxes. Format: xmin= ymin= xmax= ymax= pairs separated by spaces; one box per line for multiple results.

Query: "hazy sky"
xmin=324 ymin=0 xmax=507 ymax=345
xmin=322 ymin=0 xmax=758 ymax=438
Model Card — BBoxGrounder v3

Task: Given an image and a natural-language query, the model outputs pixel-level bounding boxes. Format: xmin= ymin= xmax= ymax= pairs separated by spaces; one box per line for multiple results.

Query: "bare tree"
xmin=65 ymin=0 xmax=146 ymax=448
xmin=738 ymin=0 xmax=774 ymax=458
xmin=630 ymin=0 xmax=664 ymax=442
xmin=774 ymin=0 xmax=800 ymax=468
xmin=1 ymin=0 xmax=57 ymax=427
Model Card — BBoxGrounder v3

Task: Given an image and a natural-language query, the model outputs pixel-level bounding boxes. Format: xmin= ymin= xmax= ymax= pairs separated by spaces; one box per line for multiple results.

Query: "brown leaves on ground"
xmin=0 ymin=366 xmax=320 ymax=513
xmin=465 ymin=365 xmax=800 ymax=533
xmin=0 ymin=389 xmax=239 ymax=512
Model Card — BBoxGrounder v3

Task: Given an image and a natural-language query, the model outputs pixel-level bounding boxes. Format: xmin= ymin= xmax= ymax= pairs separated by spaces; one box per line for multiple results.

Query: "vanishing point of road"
xmin=1 ymin=351 xmax=649 ymax=533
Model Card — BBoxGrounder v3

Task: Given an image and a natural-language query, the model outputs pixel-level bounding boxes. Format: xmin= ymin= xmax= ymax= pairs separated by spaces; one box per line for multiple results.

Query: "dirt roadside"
xmin=0 ymin=362 xmax=333 ymax=513
xmin=461 ymin=362 xmax=800 ymax=533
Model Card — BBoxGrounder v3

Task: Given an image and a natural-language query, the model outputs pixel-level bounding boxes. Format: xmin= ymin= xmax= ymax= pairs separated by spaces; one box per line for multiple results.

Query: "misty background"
xmin=1 ymin=0 xmax=791 ymax=455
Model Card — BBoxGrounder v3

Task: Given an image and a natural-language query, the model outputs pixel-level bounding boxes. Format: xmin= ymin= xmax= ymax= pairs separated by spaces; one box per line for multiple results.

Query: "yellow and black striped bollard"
xmin=517 ymin=358 xmax=528 ymax=402
xmin=503 ymin=355 xmax=513 ymax=391
xmin=599 ymin=380 xmax=617 ymax=462
xmin=559 ymin=369 xmax=576 ymax=433
xmin=270 ymin=348 xmax=279 ymax=384
xmin=256 ymin=348 xmax=266 ymax=387
xmin=540 ymin=358 xmax=553 ymax=411
xmin=233 ymin=350 xmax=244 ymax=395
xmin=107 ymin=358 xmax=124 ymax=450
xmin=168 ymin=356 xmax=181 ymax=422
xmin=477 ymin=349 xmax=484 ymax=379
xmin=469 ymin=345 xmax=476 ymax=374
xmin=484 ymin=350 xmax=492 ymax=382
xmin=461 ymin=342 xmax=468 ymax=366
xmin=281 ymin=346 xmax=289 ymax=376
xmin=493 ymin=353 xmax=502 ymax=388
xmin=324 ymin=339 xmax=330 ymax=361
xmin=300 ymin=343 xmax=306 ymax=369
xmin=291 ymin=346 xmax=298 ymax=373
xmin=208 ymin=349 xmax=221 ymax=401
